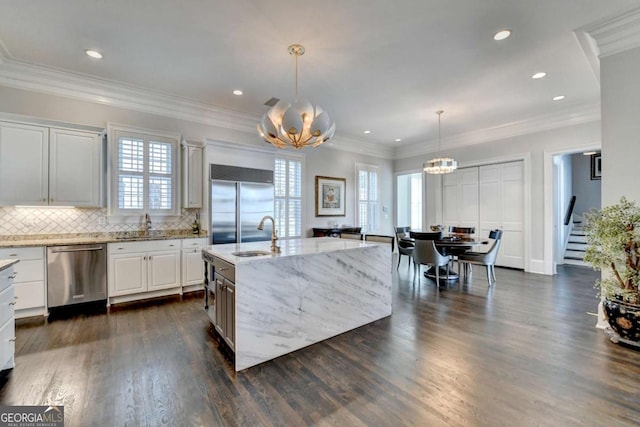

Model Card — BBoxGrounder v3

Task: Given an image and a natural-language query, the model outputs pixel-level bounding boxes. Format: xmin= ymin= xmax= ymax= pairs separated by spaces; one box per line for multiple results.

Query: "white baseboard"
xmin=528 ymin=258 xmax=547 ymax=275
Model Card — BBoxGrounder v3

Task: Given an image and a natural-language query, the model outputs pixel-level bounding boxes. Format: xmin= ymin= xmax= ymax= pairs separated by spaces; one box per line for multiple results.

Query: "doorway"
xmin=396 ymin=172 xmax=423 ymax=230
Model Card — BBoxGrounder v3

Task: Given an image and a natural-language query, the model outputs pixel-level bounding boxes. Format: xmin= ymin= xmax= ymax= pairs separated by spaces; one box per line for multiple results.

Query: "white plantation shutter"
xmin=275 ymin=156 xmax=303 ymax=238
xmin=357 ymin=164 xmax=378 ymax=233
xmin=111 ymin=126 xmax=179 ymax=217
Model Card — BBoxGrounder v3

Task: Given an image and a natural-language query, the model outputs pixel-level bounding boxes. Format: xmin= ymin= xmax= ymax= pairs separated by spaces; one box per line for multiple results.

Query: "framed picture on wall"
xmin=315 ymin=176 xmax=346 ymax=217
xmin=591 ymin=153 xmax=602 ymax=180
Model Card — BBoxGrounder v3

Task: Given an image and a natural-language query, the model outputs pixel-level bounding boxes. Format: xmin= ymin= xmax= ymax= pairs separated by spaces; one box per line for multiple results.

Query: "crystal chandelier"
xmin=424 ymin=110 xmax=457 ymax=174
xmin=258 ymin=44 xmax=335 ymax=149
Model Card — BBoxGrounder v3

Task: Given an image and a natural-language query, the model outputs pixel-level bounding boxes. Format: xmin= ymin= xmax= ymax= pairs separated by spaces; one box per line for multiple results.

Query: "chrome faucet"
xmin=144 ymin=213 xmax=152 ymax=234
xmin=257 ymin=215 xmax=280 ymax=253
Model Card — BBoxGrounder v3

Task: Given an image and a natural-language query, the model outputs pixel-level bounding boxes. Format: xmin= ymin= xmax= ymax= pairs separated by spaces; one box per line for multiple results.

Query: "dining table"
xmin=401 ymin=234 xmax=489 ymax=281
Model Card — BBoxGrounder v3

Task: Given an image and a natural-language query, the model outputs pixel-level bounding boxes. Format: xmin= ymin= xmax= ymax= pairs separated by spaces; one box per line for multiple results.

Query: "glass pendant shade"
xmin=258 ymin=45 xmax=335 ymax=149
xmin=424 ymin=110 xmax=457 ymax=174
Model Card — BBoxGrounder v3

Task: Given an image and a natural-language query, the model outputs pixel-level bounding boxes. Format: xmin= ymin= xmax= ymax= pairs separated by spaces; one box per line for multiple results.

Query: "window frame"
xmin=274 ymin=153 xmax=305 ymax=239
xmin=107 ymin=123 xmax=181 ymax=222
xmin=356 ymin=162 xmax=379 ymax=233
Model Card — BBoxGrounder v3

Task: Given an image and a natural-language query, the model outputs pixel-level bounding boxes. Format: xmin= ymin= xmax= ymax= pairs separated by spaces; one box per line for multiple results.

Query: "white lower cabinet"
xmin=181 ymin=237 xmax=208 ymax=289
xmin=0 ymin=247 xmax=46 ymax=318
xmin=1 ymin=266 xmax=17 ymax=371
xmin=108 ymin=240 xmax=180 ymax=303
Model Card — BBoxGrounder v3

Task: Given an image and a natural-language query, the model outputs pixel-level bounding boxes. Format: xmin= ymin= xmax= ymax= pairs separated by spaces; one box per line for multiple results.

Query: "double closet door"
xmin=442 ymin=161 xmax=524 ymax=269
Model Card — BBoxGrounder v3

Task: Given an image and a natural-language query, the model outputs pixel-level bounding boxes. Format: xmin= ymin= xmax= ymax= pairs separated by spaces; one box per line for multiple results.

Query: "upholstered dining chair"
xmin=457 ymin=229 xmax=503 ymax=286
xmin=340 ymin=232 xmax=363 ymax=240
xmin=364 ymin=234 xmax=395 ymax=252
xmin=410 ymin=232 xmax=451 ymax=284
xmin=394 ymin=226 xmax=414 ymax=268
xmin=445 ymin=226 xmax=476 ymax=268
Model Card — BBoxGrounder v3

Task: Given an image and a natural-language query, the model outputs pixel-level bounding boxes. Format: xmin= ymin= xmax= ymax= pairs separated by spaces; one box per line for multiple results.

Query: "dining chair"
xmin=394 ymin=226 xmax=414 ymax=268
xmin=448 ymin=226 xmax=475 ymax=235
xmin=445 ymin=226 xmax=476 ymax=268
xmin=364 ymin=234 xmax=395 ymax=252
xmin=409 ymin=231 xmax=443 ymax=240
xmin=340 ymin=232 xmax=363 ymax=240
xmin=411 ymin=237 xmax=451 ymax=284
xmin=457 ymin=229 xmax=503 ymax=286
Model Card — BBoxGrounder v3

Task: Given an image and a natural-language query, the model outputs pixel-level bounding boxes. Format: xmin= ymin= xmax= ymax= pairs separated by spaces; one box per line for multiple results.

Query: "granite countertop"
xmin=0 ymin=230 xmax=209 ymax=248
xmin=202 ymin=237 xmax=380 ymax=265
xmin=0 ymin=259 xmax=19 ymax=271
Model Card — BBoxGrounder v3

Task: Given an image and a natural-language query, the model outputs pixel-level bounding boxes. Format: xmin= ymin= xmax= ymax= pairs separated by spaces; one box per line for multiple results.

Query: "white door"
xmin=49 ymin=128 xmax=102 ymax=207
xmin=182 ymin=249 xmax=205 ymax=286
xmin=442 ymin=171 xmax=461 ymax=228
xmin=479 ymin=161 xmax=524 ymax=268
xmin=0 ymin=122 xmax=49 ymax=205
xmin=460 ymin=168 xmax=479 ymax=234
xmin=148 ymin=250 xmax=180 ymax=291
xmin=110 ymin=253 xmax=147 ymax=296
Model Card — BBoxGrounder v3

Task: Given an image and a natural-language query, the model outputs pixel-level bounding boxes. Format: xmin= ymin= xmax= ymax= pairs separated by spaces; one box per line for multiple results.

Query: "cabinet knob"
xmin=42 ymin=198 xmax=46 ymax=202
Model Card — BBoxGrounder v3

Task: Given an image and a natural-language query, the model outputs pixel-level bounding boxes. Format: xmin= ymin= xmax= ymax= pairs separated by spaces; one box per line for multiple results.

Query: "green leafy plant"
xmin=584 ymin=197 xmax=640 ymax=304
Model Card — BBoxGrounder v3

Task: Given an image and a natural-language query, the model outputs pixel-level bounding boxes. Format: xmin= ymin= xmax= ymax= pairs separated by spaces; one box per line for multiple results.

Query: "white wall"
xmin=601 ymin=46 xmax=640 ymax=206
xmin=394 ymin=121 xmax=601 ymax=273
xmin=571 ymin=153 xmax=601 ymax=217
xmin=304 ymin=148 xmax=394 ymax=236
xmin=555 ymin=154 xmax=573 ymax=266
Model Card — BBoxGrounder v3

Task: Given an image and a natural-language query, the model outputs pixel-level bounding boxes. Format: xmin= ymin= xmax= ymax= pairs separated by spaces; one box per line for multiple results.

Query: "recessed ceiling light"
xmin=395 ymin=138 xmax=402 ymax=142
xmin=363 ymin=130 xmax=371 ymax=134
xmin=85 ymin=49 xmax=102 ymax=59
xmin=493 ymin=29 xmax=512 ymax=41
xmin=532 ymin=72 xmax=546 ymax=79
xmin=232 ymin=89 xmax=243 ymax=96
xmin=553 ymin=95 xmax=565 ymax=101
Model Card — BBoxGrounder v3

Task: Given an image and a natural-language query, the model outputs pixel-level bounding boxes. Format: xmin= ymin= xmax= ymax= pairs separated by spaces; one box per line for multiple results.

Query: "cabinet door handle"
xmin=9 ymin=254 xmax=17 ymax=257
xmin=149 ymin=256 xmax=153 ymax=261
xmin=8 ymin=273 xmax=17 ymax=279
xmin=169 ymin=244 xmax=175 ymax=247
xmin=9 ymin=337 xmax=16 ymax=342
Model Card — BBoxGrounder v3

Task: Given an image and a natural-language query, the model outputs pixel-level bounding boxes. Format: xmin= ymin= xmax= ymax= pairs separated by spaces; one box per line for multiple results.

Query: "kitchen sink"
xmin=231 ymin=250 xmax=271 ymax=257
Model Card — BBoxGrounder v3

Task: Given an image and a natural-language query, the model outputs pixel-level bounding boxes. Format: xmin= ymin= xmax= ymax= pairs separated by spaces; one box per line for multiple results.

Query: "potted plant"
xmin=584 ymin=196 xmax=640 ymax=343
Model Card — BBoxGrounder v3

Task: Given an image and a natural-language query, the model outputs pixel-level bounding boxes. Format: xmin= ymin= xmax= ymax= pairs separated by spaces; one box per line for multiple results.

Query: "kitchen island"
xmin=202 ymin=237 xmax=392 ymax=371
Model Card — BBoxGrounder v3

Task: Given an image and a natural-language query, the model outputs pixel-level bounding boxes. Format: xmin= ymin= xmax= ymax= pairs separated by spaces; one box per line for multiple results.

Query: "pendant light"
xmin=424 ymin=110 xmax=457 ymax=174
xmin=258 ymin=44 xmax=335 ymax=149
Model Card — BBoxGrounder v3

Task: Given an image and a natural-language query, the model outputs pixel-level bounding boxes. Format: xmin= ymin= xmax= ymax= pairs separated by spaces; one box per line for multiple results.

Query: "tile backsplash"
xmin=0 ymin=207 xmax=200 ymax=235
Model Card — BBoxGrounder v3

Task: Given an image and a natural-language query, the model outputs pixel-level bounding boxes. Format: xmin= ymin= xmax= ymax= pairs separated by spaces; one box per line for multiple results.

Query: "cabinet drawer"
xmin=0 ymin=246 xmax=44 ymax=261
xmin=182 ymin=238 xmax=207 ymax=249
xmin=0 ymin=317 xmax=15 ymax=371
xmin=13 ymin=259 xmax=45 ymax=283
xmin=0 ymin=284 xmax=15 ymax=326
xmin=108 ymin=239 xmax=181 ymax=254
xmin=213 ymin=257 xmax=235 ymax=282
xmin=14 ymin=281 xmax=45 ymax=311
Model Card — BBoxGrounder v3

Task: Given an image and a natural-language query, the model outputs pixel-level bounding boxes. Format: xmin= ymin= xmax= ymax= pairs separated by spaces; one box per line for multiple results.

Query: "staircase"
xmin=564 ymin=223 xmax=588 ymax=266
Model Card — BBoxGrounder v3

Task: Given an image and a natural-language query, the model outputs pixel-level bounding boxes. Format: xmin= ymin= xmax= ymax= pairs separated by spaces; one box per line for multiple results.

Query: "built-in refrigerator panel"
xmin=239 ymin=182 xmax=273 ymax=242
xmin=211 ymin=180 xmax=237 ymax=244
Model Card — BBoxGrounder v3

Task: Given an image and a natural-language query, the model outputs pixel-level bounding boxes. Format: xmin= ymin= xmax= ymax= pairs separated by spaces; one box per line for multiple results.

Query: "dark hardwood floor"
xmin=1 ymin=262 xmax=639 ymax=426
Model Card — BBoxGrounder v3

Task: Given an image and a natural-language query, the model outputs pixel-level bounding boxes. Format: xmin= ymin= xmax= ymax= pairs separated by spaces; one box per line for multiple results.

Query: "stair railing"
xmin=564 ymin=195 xmax=576 ymax=226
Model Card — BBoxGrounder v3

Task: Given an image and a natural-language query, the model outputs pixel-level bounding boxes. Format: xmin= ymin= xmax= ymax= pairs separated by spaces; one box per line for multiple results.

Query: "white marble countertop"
xmin=203 ymin=237 xmax=381 ymax=264
xmin=0 ymin=259 xmax=19 ymax=272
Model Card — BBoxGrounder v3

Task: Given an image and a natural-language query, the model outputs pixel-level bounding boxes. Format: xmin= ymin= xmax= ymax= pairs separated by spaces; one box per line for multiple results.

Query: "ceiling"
xmin=0 ymin=0 xmax=638 ymax=153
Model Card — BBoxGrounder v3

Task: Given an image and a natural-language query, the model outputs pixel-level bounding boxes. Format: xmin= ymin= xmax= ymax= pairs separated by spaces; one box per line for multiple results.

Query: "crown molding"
xmin=0 ymin=53 xmax=260 ymax=133
xmin=582 ymin=7 xmax=640 ymax=58
xmin=393 ymin=103 xmax=600 ymax=160
xmin=321 ymin=134 xmax=395 ymax=159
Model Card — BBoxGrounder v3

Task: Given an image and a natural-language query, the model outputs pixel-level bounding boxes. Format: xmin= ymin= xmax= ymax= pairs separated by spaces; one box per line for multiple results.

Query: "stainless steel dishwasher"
xmin=47 ymin=244 xmax=107 ymax=308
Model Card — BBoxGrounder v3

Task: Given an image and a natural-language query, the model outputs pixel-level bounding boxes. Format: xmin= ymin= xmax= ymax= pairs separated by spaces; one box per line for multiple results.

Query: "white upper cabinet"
xmin=0 ymin=122 xmax=49 ymax=205
xmin=0 ymin=120 xmax=103 ymax=207
xmin=49 ymin=128 xmax=102 ymax=207
xmin=182 ymin=141 xmax=203 ymax=208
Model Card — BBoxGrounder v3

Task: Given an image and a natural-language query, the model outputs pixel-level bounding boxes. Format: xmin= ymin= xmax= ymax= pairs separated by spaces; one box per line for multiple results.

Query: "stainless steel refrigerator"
xmin=210 ymin=164 xmax=274 ymax=244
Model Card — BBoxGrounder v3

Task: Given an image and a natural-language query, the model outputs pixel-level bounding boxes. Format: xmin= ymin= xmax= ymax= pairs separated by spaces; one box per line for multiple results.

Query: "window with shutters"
xmin=357 ymin=163 xmax=378 ymax=233
xmin=274 ymin=156 xmax=303 ymax=239
xmin=108 ymin=124 xmax=180 ymax=219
